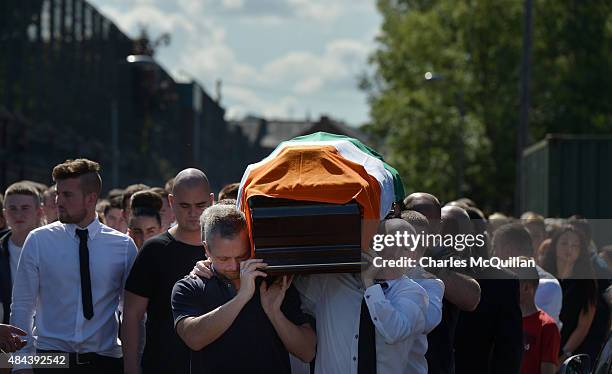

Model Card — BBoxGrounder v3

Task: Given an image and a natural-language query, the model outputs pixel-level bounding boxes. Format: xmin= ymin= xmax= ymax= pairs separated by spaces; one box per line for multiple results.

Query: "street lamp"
xmin=110 ymin=54 xmax=161 ymax=187
xmin=424 ymin=72 xmax=466 ymax=197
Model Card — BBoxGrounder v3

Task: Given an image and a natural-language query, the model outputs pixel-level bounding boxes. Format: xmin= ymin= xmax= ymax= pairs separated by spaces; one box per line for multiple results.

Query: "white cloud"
xmin=176 ymin=0 xmax=204 ymax=14
xmin=177 ymin=0 xmax=356 ymax=24
xmin=177 ymin=35 xmax=370 ymax=118
xmin=221 ymin=0 xmax=245 ymax=10
xmin=263 ymin=96 xmax=299 ymax=118
xmin=257 ymin=39 xmax=369 ymax=95
xmin=294 ymin=77 xmax=323 ymax=95
xmin=89 ymin=0 xmax=380 ymax=123
xmin=96 ymin=4 xmax=196 ymax=35
xmin=287 ymin=0 xmax=343 ymax=23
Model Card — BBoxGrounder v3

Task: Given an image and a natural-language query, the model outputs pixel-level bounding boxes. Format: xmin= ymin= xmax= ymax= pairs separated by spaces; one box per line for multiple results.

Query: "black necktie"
xmin=358 ymin=282 xmax=388 ymax=374
xmin=76 ymin=229 xmax=94 ymax=320
xmin=358 ymin=297 xmax=376 ymax=374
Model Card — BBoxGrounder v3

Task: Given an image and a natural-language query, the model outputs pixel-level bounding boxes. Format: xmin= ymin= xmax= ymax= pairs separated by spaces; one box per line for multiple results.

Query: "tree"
xmin=133 ymin=25 xmax=171 ymax=57
xmin=363 ymin=0 xmax=612 ymax=213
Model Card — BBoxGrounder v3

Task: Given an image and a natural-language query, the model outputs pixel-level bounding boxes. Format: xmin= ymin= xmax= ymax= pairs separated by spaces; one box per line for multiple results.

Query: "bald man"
xmin=404 ymin=193 xmax=441 ymax=227
xmin=123 ymin=169 xmax=213 ymax=374
xmin=404 ymin=193 xmax=481 ymax=374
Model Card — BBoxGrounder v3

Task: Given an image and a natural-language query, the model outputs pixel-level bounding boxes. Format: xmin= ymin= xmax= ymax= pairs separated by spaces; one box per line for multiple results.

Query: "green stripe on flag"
xmin=289 ymin=132 xmax=405 ymax=202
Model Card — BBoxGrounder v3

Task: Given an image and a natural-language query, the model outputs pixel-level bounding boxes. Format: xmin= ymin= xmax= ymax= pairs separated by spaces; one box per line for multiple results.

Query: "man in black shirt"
xmin=454 ymin=221 xmax=523 ymax=374
xmin=404 ymin=195 xmax=481 ymax=374
xmin=171 ymin=204 xmax=316 ymax=373
xmin=122 ymin=168 xmax=214 ymax=374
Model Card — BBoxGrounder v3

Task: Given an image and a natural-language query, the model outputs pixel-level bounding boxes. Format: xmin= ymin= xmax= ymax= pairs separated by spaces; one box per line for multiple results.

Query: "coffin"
xmin=248 ymin=196 xmax=363 ymax=274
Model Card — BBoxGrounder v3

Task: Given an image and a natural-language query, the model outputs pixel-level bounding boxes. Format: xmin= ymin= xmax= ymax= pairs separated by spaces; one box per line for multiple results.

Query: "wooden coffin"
xmin=248 ymin=196 xmax=363 ymax=274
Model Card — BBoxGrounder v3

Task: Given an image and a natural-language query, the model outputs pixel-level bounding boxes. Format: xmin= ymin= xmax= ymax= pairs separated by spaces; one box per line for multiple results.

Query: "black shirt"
xmin=0 ymin=230 xmax=13 ymax=324
xmin=426 ymin=298 xmax=459 ymax=374
xmin=171 ymin=272 xmax=310 ymax=373
xmin=560 ymin=278 xmax=609 ymax=360
xmin=125 ymin=231 xmax=206 ymax=374
xmin=454 ymin=267 xmax=523 ymax=374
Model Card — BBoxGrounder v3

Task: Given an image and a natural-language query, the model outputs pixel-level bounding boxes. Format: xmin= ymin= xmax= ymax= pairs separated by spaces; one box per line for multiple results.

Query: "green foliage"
xmin=363 ymin=0 xmax=612 ymax=213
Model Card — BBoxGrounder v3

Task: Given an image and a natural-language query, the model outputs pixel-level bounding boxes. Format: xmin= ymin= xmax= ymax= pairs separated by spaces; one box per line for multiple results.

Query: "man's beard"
xmin=59 ymin=208 xmax=87 ymax=224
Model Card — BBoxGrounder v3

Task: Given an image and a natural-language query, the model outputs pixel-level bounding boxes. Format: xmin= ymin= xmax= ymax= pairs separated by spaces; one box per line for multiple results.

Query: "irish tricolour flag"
xmin=237 ymin=132 xmax=405 ymax=225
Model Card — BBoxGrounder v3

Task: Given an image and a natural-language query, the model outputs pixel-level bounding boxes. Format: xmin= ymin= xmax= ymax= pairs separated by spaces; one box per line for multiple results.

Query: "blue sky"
xmin=89 ymin=0 xmax=382 ymax=126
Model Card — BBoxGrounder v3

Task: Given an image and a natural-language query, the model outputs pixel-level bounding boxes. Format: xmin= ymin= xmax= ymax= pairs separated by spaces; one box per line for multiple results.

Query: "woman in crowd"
xmin=542 ymin=226 xmax=608 ymax=362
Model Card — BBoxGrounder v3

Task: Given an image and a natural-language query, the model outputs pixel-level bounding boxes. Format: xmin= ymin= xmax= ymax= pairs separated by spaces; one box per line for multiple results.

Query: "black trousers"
xmin=33 ymin=350 xmax=122 ymax=374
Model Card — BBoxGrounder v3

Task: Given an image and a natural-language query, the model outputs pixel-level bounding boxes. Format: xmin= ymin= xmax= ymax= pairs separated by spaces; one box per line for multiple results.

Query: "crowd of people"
xmin=0 ymin=158 xmax=610 ymax=374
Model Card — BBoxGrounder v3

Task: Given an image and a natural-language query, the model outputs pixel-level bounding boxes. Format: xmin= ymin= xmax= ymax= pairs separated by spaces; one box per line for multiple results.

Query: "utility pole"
xmin=516 ymin=0 xmax=533 ymax=215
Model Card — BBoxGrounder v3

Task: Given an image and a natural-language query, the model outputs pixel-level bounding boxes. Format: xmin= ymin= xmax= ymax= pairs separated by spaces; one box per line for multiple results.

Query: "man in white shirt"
xmin=0 ymin=182 xmax=43 ymax=324
xmin=401 ymin=209 xmax=445 ymax=373
xmin=189 ymin=218 xmax=432 ymax=373
xmin=10 ymin=159 xmax=138 ymax=374
xmin=295 ymin=218 xmax=429 ymax=374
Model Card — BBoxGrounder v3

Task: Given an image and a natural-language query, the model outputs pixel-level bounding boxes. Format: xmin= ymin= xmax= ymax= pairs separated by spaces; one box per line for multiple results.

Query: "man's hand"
xmin=0 ymin=324 xmax=26 ymax=353
xmin=260 ymin=275 xmax=293 ymax=317
xmin=236 ymin=259 xmax=267 ymax=301
xmin=190 ymin=259 xmax=213 ymax=279
xmin=361 ymin=249 xmax=380 ymax=288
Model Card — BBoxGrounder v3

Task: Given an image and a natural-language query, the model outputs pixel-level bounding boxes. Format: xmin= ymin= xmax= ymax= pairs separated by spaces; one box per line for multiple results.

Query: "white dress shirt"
xmin=535 ymin=265 xmax=563 ymax=329
xmin=408 ymin=267 xmax=445 ymax=374
xmin=10 ymin=218 xmax=137 ymax=368
xmin=295 ymin=273 xmax=429 ymax=374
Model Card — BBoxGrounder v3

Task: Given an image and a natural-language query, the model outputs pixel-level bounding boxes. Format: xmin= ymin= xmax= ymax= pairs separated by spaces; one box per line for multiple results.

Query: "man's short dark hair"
xmin=21 ymin=180 xmax=48 ymax=195
xmin=42 ymin=185 xmax=56 ymax=203
xmin=96 ymin=199 xmax=110 ymax=216
xmin=217 ymin=199 xmax=237 ymax=206
xmin=218 ymin=183 xmax=240 ymax=201
xmin=52 ymin=159 xmax=102 ymax=195
xmin=492 ymin=223 xmax=533 ymax=257
xmin=200 ymin=204 xmax=246 ymax=247
xmin=130 ymin=190 xmax=163 ymax=227
xmin=401 ymin=210 xmax=429 ymax=233
xmin=104 ymin=195 xmax=123 ymax=216
xmin=4 ymin=181 xmax=42 ymax=206
xmin=106 ymin=188 xmax=125 ymax=201
xmin=122 ymin=184 xmax=150 ymax=209
xmin=164 ymin=178 xmax=175 ymax=194
xmin=130 ymin=190 xmax=163 ymax=212
xmin=150 ymin=187 xmax=169 ymax=199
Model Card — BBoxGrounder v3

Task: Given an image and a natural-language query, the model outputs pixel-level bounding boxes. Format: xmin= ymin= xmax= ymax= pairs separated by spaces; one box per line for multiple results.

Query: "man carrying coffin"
xmin=192 ymin=218 xmax=431 ymax=373
xmin=171 ymin=204 xmax=316 ymax=373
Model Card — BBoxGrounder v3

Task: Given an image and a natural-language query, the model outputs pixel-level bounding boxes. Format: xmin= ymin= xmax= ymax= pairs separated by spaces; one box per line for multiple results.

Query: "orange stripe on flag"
xmin=239 ymin=145 xmax=382 ymax=255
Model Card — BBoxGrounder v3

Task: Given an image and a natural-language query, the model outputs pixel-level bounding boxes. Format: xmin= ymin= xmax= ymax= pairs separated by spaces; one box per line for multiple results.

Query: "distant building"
xmin=230 ymin=115 xmax=370 ymax=161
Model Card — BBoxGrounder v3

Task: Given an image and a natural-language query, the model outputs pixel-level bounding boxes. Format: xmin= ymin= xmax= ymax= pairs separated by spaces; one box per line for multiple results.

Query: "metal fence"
xmin=0 ymin=0 xmax=259 ymax=192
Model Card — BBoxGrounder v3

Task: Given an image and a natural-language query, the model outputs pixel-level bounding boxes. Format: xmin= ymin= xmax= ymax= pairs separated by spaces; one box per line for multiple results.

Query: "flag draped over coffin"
xmin=237 ymin=132 xmax=405 ymax=252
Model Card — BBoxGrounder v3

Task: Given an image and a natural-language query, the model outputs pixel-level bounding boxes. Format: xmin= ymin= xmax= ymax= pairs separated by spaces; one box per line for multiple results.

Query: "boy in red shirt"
xmin=515 ymin=258 xmax=561 ymax=374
